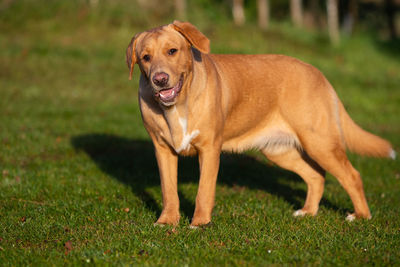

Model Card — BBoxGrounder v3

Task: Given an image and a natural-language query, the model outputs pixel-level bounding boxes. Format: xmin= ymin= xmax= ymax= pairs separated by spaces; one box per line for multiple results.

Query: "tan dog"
xmin=126 ymin=21 xmax=395 ymax=227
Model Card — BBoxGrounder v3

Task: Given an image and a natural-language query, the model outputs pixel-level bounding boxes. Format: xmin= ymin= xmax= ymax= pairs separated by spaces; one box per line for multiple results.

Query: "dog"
xmin=126 ymin=21 xmax=395 ymax=227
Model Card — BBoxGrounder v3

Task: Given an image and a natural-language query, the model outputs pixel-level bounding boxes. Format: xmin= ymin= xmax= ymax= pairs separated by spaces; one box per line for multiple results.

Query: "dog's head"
xmin=126 ymin=21 xmax=210 ymax=106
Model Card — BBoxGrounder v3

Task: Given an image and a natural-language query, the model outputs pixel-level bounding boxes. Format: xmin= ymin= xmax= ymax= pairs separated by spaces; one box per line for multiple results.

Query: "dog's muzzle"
xmin=154 ymin=76 xmax=183 ymax=104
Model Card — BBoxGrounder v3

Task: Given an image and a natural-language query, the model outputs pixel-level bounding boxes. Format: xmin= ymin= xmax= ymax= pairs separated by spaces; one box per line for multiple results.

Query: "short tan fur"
xmin=126 ymin=21 xmax=395 ymax=227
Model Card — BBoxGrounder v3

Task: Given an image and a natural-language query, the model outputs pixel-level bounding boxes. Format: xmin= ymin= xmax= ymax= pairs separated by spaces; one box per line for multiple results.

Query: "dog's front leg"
xmin=153 ymin=142 xmax=180 ymax=226
xmin=191 ymin=147 xmax=221 ymax=227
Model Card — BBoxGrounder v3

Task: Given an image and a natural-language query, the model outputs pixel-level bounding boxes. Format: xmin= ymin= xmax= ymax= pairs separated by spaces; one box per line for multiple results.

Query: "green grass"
xmin=1 ymin=1 xmax=399 ymax=265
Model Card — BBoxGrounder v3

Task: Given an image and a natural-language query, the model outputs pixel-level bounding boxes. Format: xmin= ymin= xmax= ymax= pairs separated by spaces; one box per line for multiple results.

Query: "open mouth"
xmin=154 ymin=76 xmax=183 ymax=103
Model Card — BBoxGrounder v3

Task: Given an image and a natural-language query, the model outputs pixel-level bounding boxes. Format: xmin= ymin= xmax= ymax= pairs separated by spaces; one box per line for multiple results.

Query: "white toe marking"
xmin=389 ymin=149 xmax=396 ymax=160
xmin=346 ymin=214 xmax=356 ymax=222
xmin=293 ymin=209 xmax=307 ymax=217
xmin=189 ymin=225 xmax=199 ymax=229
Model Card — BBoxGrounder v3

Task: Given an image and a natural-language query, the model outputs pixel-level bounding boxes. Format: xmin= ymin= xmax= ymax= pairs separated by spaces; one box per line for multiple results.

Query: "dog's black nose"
xmin=153 ymin=72 xmax=169 ymax=87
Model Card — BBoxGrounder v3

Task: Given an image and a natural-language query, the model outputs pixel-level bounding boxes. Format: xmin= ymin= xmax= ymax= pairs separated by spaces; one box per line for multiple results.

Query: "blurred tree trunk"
xmin=233 ymin=0 xmax=245 ymax=26
xmin=0 ymin=0 xmax=15 ymax=11
xmin=290 ymin=0 xmax=303 ymax=27
xmin=137 ymin=0 xmax=147 ymax=8
xmin=175 ymin=0 xmax=186 ymax=21
xmin=385 ymin=0 xmax=397 ymax=39
xmin=309 ymin=0 xmax=321 ymax=29
xmin=89 ymin=0 xmax=98 ymax=7
xmin=327 ymin=0 xmax=340 ymax=44
xmin=257 ymin=0 xmax=269 ymax=30
xmin=343 ymin=0 xmax=358 ymax=36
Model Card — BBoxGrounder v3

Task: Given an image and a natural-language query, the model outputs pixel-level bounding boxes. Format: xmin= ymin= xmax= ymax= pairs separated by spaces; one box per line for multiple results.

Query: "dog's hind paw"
xmin=389 ymin=149 xmax=397 ymax=160
xmin=345 ymin=214 xmax=356 ymax=222
xmin=345 ymin=213 xmax=372 ymax=221
xmin=293 ymin=209 xmax=307 ymax=217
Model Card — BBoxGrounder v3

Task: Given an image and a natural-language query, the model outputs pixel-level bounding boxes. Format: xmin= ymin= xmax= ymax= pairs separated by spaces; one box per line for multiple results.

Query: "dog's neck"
xmin=159 ymin=52 xmax=208 ymax=153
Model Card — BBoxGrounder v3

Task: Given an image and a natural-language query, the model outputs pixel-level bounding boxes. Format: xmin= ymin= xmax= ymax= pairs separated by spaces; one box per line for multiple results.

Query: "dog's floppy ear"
xmin=172 ymin=21 xmax=210 ymax=54
xmin=126 ymin=33 xmax=140 ymax=80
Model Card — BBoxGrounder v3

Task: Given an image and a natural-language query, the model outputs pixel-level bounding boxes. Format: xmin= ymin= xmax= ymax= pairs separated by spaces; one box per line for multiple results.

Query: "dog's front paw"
xmin=345 ymin=212 xmax=372 ymax=222
xmin=189 ymin=222 xmax=213 ymax=229
xmin=155 ymin=211 xmax=180 ymax=226
xmin=190 ymin=208 xmax=212 ymax=227
xmin=190 ymin=216 xmax=211 ymax=228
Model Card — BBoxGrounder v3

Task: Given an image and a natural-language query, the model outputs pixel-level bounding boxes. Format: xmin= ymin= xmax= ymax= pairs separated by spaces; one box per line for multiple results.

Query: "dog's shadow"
xmin=71 ymin=133 xmax=339 ymax=219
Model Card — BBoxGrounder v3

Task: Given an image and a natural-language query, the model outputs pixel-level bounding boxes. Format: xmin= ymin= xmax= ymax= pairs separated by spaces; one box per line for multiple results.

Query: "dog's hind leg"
xmin=262 ymin=149 xmax=326 ymax=216
xmin=300 ymin=133 xmax=371 ymax=220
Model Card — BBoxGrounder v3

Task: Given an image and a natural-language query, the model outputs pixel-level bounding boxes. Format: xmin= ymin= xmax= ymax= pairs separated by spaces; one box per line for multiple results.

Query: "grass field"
xmin=1 ymin=1 xmax=400 ymax=265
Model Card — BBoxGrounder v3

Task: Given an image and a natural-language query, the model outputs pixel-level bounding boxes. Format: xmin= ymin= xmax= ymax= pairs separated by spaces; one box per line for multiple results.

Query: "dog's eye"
xmin=168 ymin=48 xmax=178 ymax=56
xmin=143 ymin=54 xmax=151 ymax=62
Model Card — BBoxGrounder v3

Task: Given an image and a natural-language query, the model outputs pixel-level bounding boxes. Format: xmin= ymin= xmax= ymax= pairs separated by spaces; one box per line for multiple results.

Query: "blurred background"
xmin=2 ymin=0 xmax=400 ymax=41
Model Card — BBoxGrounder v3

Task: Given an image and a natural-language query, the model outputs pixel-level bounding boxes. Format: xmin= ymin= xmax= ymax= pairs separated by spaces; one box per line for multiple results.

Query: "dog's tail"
xmin=339 ymin=101 xmax=395 ymax=159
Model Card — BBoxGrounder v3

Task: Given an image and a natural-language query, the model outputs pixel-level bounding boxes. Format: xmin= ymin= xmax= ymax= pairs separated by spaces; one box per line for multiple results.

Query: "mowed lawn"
xmin=1 ymin=1 xmax=400 ymax=265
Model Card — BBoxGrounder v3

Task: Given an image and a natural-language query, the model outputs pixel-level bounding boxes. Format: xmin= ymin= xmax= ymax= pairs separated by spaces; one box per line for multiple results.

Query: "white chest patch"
xmin=175 ymin=117 xmax=200 ymax=153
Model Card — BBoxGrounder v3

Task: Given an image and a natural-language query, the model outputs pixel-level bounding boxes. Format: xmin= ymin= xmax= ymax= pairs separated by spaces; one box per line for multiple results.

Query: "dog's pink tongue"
xmin=159 ymin=88 xmax=174 ymax=99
